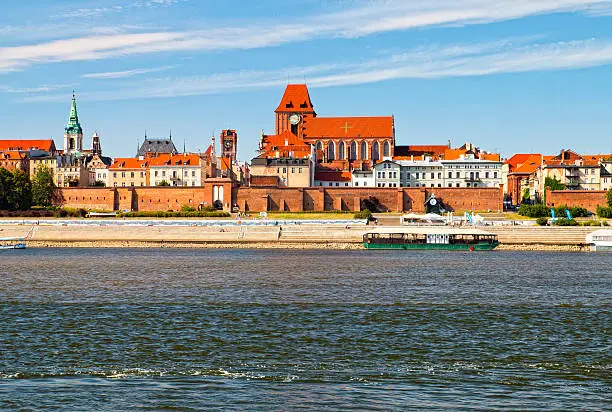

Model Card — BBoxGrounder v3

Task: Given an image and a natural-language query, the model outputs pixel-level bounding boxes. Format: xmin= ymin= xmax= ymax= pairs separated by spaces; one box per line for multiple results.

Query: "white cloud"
xmin=2 ymin=0 xmax=612 ymax=72
xmin=18 ymin=37 xmax=612 ymax=102
xmin=82 ymin=65 xmax=175 ymax=79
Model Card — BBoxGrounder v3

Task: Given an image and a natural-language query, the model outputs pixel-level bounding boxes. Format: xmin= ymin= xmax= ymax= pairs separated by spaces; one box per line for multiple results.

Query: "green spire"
xmin=65 ymin=91 xmax=82 ymax=135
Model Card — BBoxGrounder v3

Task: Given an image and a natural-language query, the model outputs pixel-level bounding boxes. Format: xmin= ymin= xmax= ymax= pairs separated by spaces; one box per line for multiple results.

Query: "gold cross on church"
xmin=340 ymin=121 xmax=353 ymax=135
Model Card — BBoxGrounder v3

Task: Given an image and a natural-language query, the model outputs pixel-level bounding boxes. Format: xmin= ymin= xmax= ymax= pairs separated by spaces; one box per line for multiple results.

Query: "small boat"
xmin=363 ymin=227 xmax=499 ymax=251
xmin=586 ymin=229 xmax=612 ymax=252
xmin=0 ymin=237 xmax=27 ymax=250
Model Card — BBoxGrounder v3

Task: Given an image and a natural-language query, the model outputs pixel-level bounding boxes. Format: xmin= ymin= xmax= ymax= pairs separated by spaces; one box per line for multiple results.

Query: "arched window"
xmin=327 ymin=142 xmax=335 ymax=161
xmin=360 ymin=141 xmax=368 ymax=160
xmin=383 ymin=141 xmax=390 ymax=158
xmin=316 ymin=141 xmax=323 ymax=151
xmin=338 ymin=141 xmax=346 ymax=160
xmin=372 ymin=142 xmax=380 ymax=162
xmin=349 ymin=141 xmax=357 ymax=160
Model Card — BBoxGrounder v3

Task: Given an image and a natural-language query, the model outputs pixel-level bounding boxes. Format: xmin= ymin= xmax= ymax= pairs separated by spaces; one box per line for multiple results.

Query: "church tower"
xmin=220 ymin=129 xmax=238 ymax=165
xmin=275 ymin=84 xmax=316 ymax=138
xmin=92 ymin=132 xmax=102 ymax=156
xmin=64 ymin=93 xmax=83 ymax=154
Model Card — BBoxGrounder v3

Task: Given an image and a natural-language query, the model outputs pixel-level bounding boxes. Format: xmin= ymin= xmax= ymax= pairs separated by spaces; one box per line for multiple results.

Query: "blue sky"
xmin=2 ymin=0 xmax=612 ymax=160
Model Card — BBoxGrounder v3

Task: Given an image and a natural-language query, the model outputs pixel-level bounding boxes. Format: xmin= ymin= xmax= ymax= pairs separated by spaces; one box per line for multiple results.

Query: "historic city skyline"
xmin=2 ymin=0 xmax=612 ymax=159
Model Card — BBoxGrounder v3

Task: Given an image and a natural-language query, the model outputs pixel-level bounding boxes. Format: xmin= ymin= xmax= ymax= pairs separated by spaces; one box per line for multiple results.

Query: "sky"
xmin=1 ymin=0 xmax=612 ymax=160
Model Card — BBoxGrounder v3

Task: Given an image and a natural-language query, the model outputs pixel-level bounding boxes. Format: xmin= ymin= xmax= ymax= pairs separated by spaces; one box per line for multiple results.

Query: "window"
xmin=291 ymin=168 xmax=295 ymax=173
xmin=438 ymin=184 xmax=441 ymax=187
xmin=383 ymin=141 xmax=390 ymax=157
xmin=494 ymin=172 xmax=498 ymax=178
xmin=162 ymin=171 xmax=166 ymax=177
xmin=131 ymin=172 xmax=135 ymax=178
xmin=131 ymin=182 xmax=135 ymax=186
xmin=335 ymin=182 xmax=339 ymax=186
xmin=364 ymin=182 xmax=367 ymax=187
xmin=327 ymin=143 xmax=335 ymax=161
xmin=185 ymin=171 xmax=188 ymax=177
xmin=192 ymin=171 xmax=196 ymax=177
xmin=448 ymin=172 xmax=452 ymax=178
xmin=382 ymin=172 xmax=386 ymax=178
xmin=141 ymin=172 xmax=145 ymax=178
xmin=345 ymin=183 xmax=349 ymax=186
xmin=372 ymin=142 xmax=380 ymax=162
xmin=448 ymin=183 xmax=452 ymax=187
xmin=277 ymin=168 xmax=280 ymax=173
xmin=485 ymin=172 xmax=489 ymax=178
xmin=349 ymin=142 xmax=357 ymax=161
xmin=155 ymin=171 xmax=159 ymax=177
xmin=122 ymin=182 xmax=126 ymax=187
xmin=360 ymin=142 xmax=368 ymax=160
xmin=121 ymin=172 xmax=125 ymax=178
xmin=456 ymin=172 xmax=460 ymax=178
xmin=338 ymin=142 xmax=346 ymax=160
xmin=456 ymin=183 xmax=460 ymax=187
xmin=415 ymin=172 xmax=419 ymax=179
xmin=355 ymin=182 xmax=359 ymax=187
xmin=298 ymin=168 xmax=302 ymax=173
xmin=192 ymin=182 xmax=196 ymax=186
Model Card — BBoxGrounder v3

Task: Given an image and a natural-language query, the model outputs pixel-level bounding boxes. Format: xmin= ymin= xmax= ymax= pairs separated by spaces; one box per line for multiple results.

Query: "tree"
xmin=607 ymin=188 xmax=612 ymax=208
xmin=545 ymin=176 xmax=567 ymax=191
xmin=521 ymin=187 xmax=531 ymax=203
xmin=91 ymin=180 xmax=106 ymax=187
xmin=7 ymin=169 xmax=32 ymax=211
xmin=0 ymin=167 xmax=12 ymax=210
xmin=32 ymin=165 xmax=56 ymax=207
xmin=157 ymin=180 xmax=171 ymax=186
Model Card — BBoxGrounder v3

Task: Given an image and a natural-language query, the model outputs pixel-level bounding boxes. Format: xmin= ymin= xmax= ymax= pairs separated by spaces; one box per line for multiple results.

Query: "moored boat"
xmin=586 ymin=229 xmax=612 ymax=252
xmin=0 ymin=237 xmax=27 ymax=250
xmin=363 ymin=227 xmax=499 ymax=251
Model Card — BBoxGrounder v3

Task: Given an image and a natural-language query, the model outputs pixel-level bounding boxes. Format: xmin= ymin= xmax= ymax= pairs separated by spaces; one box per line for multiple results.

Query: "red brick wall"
xmin=56 ymin=181 xmax=234 ymax=212
xmin=57 ymin=188 xmax=116 ymax=211
xmin=546 ymin=189 xmax=608 ymax=211
xmin=424 ymin=187 xmax=503 ymax=212
xmin=57 ymin=185 xmax=503 ymax=213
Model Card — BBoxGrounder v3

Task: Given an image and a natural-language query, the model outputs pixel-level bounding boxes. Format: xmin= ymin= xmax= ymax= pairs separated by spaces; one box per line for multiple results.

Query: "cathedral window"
xmin=349 ymin=142 xmax=357 ymax=160
xmin=327 ymin=143 xmax=335 ymax=161
xmin=338 ymin=142 xmax=346 ymax=160
xmin=360 ymin=142 xmax=368 ymax=160
xmin=372 ymin=142 xmax=380 ymax=162
xmin=383 ymin=141 xmax=390 ymax=157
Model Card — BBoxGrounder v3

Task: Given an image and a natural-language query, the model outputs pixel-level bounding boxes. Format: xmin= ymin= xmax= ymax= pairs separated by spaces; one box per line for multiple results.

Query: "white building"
xmin=352 ymin=169 xmax=375 ymax=187
xmin=441 ymin=155 xmax=503 ymax=188
xmin=149 ymin=153 xmax=203 ymax=187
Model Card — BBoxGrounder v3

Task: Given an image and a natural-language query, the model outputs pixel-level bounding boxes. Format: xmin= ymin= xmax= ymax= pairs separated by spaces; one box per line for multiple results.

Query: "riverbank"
xmin=1 ymin=222 xmax=598 ymax=251
xmin=22 ymin=240 xmax=589 ymax=251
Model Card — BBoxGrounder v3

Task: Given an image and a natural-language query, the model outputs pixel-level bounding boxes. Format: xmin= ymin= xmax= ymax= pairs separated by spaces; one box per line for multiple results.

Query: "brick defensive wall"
xmin=57 ymin=185 xmax=503 ymax=213
xmin=546 ymin=188 xmax=608 ymax=211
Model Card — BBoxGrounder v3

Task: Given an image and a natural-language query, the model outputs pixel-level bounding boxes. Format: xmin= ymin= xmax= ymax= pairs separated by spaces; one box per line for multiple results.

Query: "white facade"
xmin=441 ymin=157 xmax=503 ymax=188
xmin=150 ymin=165 xmax=202 ymax=186
xmin=358 ymin=156 xmax=503 ymax=189
xmin=352 ymin=170 xmax=375 ymax=187
xmin=92 ymin=168 xmax=110 ymax=186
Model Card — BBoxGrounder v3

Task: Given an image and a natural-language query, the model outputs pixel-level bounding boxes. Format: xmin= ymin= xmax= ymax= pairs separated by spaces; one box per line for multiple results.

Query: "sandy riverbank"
xmin=1 ymin=222 xmax=598 ymax=251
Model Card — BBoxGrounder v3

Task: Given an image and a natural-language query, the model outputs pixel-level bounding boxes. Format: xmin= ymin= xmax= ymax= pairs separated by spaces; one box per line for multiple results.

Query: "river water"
xmin=1 ymin=249 xmax=610 ymax=410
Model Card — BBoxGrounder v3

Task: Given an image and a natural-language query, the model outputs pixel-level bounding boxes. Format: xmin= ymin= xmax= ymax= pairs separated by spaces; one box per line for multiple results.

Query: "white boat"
xmin=0 ymin=237 xmax=27 ymax=250
xmin=586 ymin=229 xmax=612 ymax=252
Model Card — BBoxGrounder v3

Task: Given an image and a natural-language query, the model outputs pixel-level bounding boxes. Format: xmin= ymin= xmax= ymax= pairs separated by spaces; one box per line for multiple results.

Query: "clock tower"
xmin=220 ymin=129 xmax=238 ymax=165
xmin=274 ymin=84 xmax=316 ymax=138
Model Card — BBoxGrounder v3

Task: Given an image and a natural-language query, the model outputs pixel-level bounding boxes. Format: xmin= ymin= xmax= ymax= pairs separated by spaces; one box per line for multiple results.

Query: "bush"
xmin=596 ymin=206 xmax=612 ymax=218
xmin=518 ymin=203 xmax=549 ymax=218
xmin=553 ymin=205 xmax=589 ymax=218
xmin=553 ymin=218 xmax=579 ymax=226
xmin=536 ymin=217 xmax=548 ymax=226
xmin=181 ymin=205 xmax=196 ymax=212
xmin=354 ymin=209 xmax=373 ymax=220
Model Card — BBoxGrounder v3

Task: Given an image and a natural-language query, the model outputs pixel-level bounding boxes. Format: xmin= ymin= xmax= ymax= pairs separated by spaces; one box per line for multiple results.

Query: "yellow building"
xmin=109 ymin=158 xmax=150 ymax=187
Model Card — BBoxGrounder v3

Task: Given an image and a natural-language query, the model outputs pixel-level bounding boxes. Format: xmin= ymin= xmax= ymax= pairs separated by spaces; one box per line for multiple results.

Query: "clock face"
xmin=224 ymin=140 xmax=233 ymax=149
xmin=289 ymin=114 xmax=301 ymax=125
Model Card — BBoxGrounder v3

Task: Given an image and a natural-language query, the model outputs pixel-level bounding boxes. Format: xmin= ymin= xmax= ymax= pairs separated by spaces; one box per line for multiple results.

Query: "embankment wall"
xmin=546 ymin=189 xmax=608 ymax=211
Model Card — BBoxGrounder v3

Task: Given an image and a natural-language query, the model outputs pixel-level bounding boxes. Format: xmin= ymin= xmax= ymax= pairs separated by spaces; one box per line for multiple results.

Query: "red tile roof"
xmin=1 ymin=151 xmax=27 ymax=160
xmin=314 ymin=170 xmax=352 ymax=182
xmin=394 ymin=144 xmax=448 ymax=157
xmin=303 ymin=116 xmax=393 ymax=139
xmin=275 ymin=84 xmax=314 ymax=113
xmin=0 ymin=139 xmax=55 ymax=152
xmin=258 ymin=130 xmax=312 ymax=159
xmin=109 ymin=158 xmax=150 ymax=170
xmin=149 ymin=153 xmax=201 ymax=167
xmin=512 ymin=155 xmax=543 ymax=174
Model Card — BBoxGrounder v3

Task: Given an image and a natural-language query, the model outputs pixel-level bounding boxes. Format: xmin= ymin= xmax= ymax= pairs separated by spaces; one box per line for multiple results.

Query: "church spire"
xmin=65 ymin=91 xmax=82 ymax=135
